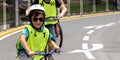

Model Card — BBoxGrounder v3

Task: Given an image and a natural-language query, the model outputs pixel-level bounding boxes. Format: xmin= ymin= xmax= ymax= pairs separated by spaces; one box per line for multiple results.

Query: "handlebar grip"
xmin=35 ymin=49 xmax=57 ymax=57
xmin=44 ymin=49 xmax=56 ymax=57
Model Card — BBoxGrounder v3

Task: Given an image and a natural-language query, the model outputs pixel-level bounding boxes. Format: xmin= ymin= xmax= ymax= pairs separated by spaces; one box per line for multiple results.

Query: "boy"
xmin=16 ymin=4 xmax=60 ymax=60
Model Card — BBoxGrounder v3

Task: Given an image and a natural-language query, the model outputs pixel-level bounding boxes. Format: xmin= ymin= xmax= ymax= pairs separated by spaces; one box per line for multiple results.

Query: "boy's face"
xmin=31 ymin=14 xmax=44 ymax=29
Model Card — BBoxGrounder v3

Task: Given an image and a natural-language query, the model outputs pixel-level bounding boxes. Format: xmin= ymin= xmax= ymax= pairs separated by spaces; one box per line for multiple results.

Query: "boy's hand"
xmin=27 ymin=51 xmax=35 ymax=58
xmin=57 ymin=14 xmax=63 ymax=19
xmin=54 ymin=46 xmax=61 ymax=53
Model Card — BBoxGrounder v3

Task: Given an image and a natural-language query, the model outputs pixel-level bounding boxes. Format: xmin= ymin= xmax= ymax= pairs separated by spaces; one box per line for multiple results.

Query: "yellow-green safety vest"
xmin=16 ymin=25 xmax=49 ymax=60
xmin=39 ymin=0 xmax=58 ymax=25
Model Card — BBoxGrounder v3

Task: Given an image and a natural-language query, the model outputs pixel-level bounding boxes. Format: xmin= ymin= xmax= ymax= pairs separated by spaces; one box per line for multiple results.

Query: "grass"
xmin=0 ymin=10 xmax=11 ymax=22
xmin=70 ymin=2 xmax=116 ymax=13
xmin=70 ymin=3 xmax=80 ymax=13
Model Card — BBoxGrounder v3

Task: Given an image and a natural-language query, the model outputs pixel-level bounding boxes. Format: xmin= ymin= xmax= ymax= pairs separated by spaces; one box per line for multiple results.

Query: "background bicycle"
xmin=45 ymin=16 xmax=63 ymax=48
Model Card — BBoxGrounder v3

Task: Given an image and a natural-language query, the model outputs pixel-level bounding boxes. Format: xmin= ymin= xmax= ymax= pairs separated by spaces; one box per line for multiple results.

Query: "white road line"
xmin=84 ymin=26 xmax=97 ymax=29
xmin=82 ymin=43 xmax=95 ymax=59
xmin=68 ymin=44 xmax=104 ymax=53
xmin=87 ymin=30 xmax=95 ymax=34
xmin=90 ymin=44 xmax=104 ymax=51
xmin=83 ymin=36 xmax=89 ymax=41
xmin=95 ymin=25 xmax=104 ymax=29
xmin=82 ymin=43 xmax=88 ymax=49
xmin=105 ymin=22 xmax=115 ymax=27
xmin=68 ymin=44 xmax=103 ymax=59
xmin=84 ymin=52 xmax=95 ymax=59
xmin=0 ymin=30 xmax=22 ymax=40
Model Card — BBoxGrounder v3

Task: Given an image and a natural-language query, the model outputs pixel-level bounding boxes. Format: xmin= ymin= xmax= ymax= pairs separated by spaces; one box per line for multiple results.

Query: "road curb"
xmin=0 ymin=25 xmax=26 ymax=37
xmin=63 ymin=11 xmax=120 ymax=20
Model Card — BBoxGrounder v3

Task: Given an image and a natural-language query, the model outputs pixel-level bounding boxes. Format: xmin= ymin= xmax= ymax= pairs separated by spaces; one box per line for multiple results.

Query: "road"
xmin=0 ymin=13 xmax=120 ymax=60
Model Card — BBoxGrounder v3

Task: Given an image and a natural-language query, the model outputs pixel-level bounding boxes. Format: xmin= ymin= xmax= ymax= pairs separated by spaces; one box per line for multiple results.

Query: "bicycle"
xmin=34 ymin=49 xmax=57 ymax=60
xmin=45 ymin=16 xmax=63 ymax=48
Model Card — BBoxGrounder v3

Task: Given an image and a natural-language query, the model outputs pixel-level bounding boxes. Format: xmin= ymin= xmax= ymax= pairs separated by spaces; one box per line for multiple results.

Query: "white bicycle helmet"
xmin=26 ymin=4 xmax=45 ymax=16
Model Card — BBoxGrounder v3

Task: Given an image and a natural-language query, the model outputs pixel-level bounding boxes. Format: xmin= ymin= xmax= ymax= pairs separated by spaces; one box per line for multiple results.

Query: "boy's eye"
xmin=33 ymin=18 xmax=44 ymax=22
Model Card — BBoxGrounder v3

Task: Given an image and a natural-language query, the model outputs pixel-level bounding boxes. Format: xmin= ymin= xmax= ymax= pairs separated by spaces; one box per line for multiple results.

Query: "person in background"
xmin=32 ymin=0 xmax=67 ymax=43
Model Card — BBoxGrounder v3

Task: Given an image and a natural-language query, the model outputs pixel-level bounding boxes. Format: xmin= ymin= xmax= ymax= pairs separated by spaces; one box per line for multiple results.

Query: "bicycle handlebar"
xmin=45 ymin=16 xmax=58 ymax=20
xmin=45 ymin=16 xmax=62 ymax=22
xmin=35 ymin=49 xmax=56 ymax=57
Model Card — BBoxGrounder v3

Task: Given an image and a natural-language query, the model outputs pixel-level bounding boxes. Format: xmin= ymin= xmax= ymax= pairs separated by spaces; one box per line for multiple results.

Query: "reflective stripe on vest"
xmin=39 ymin=0 xmax=58 ymax=25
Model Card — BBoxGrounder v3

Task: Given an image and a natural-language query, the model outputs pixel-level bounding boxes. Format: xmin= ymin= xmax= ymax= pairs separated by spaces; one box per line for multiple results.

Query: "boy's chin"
xmin=35 ymin=26 xmax=41 ymax=29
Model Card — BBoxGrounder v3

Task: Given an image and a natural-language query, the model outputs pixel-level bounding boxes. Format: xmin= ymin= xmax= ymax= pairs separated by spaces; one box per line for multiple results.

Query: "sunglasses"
xmin=32 ymin=18 xmax=44 ymax=22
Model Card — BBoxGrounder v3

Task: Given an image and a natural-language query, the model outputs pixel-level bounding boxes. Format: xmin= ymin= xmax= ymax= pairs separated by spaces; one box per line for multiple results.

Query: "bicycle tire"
xmin=55 ymin=23 xmax=63 ymax=48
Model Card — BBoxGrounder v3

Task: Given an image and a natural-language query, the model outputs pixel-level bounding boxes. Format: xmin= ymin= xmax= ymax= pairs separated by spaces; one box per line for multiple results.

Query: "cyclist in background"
xmin=16 ymin=4 xmax=60 ymax=60
xmin=32 ymin=0 xmax=67 ymax=43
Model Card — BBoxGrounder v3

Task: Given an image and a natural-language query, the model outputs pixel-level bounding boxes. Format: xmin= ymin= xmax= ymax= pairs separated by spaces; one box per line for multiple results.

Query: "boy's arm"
xmin=20 ymin=34 xmax=35 ymax=57
xmin=20 ymin=34 xmax=31 ymax=53
xmin=48 ymin=40 xmax=60 ymax=50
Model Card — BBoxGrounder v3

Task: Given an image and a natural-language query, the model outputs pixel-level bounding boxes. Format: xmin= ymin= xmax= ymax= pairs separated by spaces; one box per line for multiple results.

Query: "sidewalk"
xmin=0 ymin=11 xmax=120 ymax=38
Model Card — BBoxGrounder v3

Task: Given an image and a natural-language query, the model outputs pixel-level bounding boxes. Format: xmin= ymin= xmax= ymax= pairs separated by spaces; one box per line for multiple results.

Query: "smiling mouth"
xmin=36 ymin=24 xmax=40 ymax=25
